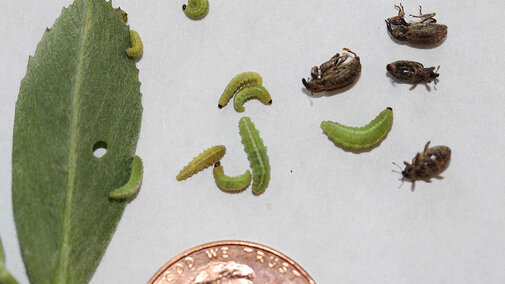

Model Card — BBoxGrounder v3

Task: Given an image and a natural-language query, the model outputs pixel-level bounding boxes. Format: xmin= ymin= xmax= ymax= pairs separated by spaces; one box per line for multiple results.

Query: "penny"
xmin=148 ymin=240 xmax=316 ymax=284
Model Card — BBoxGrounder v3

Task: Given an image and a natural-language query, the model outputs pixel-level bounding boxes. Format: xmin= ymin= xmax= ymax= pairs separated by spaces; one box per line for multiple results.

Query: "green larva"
xmin=321 ymin=107 xmax=393 ymax=150
xmin=182 ymin=0 xmax=209 ymax=20
xmin=126 ymin=30 xmax=143 ymax=59
xmin=238 ymin=117 xmax=270 ymax=195
xmin=218 ymin=72 xmax=263 ymax=109
xmin=109 ymin=156 xmax=143 ymax=200
xmin=213 ymin=162 xmax=252 ymax=193
xmin=176 ymin=145 xmax=226 ymax=181
xmin=233 ymin=85 xmax=272 ymax=112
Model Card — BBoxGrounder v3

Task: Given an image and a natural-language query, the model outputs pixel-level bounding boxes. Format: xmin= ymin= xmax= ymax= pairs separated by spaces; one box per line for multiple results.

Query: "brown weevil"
xmin=386 ymin=60 xmax=439 ymax=85
xmin=385 ymin=4 xmax=447 ymax=45
xmin=395 ymin=141 xmax=451 ymax=191
xmin=302 ymin=48 xmax=361 ymax=93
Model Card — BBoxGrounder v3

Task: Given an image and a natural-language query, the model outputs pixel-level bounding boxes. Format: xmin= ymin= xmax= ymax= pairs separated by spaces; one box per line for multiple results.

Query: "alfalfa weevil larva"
xmin=394 ymin=141 xmax=451 ymax=191
xmin=387 ymin=60 xmax=439 ymax=85
xmin=302 ymin=48 xmax=361 ymax=93
xmin=385 ymin=4 xmax=447 ymax=45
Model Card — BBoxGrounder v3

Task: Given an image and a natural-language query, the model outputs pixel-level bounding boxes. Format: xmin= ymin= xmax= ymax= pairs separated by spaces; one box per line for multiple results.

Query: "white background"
xmin=1 ymin=0 xmax=505 ymax=283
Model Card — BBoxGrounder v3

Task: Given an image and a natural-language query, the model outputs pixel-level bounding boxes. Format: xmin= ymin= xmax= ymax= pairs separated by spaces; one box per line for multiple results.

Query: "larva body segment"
xmin=183 ymin=0 xmax=209 ymax=20
xmin=213 ymin=162 xmax=252 ymax=193
xmin=109 ymin=156 xmax=143 ymax=200
xmin=176 ymin=145 xmax=226 ymax=181
xmin=233 ymin=85 xmax=272 ymax=112
xmin=238 ymin=117 xmax=270 ymax=195
xmin=126 ymin=30 xmax=143 ymax=59
xmin=218 ymin=72 xmax=263 ymax=109
xmin=321 ymin=107 xmax=393 ymax=150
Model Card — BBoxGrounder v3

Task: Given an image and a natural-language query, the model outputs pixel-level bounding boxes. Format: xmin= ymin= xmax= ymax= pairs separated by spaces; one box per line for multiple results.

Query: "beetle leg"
xmin=423 ymin=141 xmax=431 ymax=155
xmin=319 ymin=53 xmax=341 ymax=74
xmin=395 ymin=3 xmax=405 ymax=18
xmin=410 ymin=180 xmax=417 ymax=191
xmin=413 ymin=153 xmax=424 ymax=166
xmin=409 ymin=5 xmax=437 ymax=23
xmin=409 ymin=84 xmax=418 ymax=91
xmin=331 ymin=54 xmax=349 ymax=69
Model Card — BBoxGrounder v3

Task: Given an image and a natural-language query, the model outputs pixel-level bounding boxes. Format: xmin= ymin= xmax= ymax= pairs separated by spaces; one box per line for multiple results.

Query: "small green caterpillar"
xmin=182 ymin=0 xmax=209 ymax=20
xmin=321 ymin=107 xmax=393 ymax=150
xmin=218 ymin=72 xmax=263 ymax=109
xmin=213 ymin=162 xmax=252 ymax=193
xmin=176 ymin=145 xmax=226 ymax=181
xmin=109 ymin=156 xmax=143 ymax=200
xmin=238 ymin=117 xmax=270 ymax=195
xmin=233 ymin=85 xmax=272 ymax=113
xmin=126 ymin=30 xmax=143 ymax=59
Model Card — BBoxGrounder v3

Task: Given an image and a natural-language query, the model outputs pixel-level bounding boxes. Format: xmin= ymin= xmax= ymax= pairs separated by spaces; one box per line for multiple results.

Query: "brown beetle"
xmin=302 ymin=48 xmax=361 ymax=93
xmin=396 ymin=141 xmax=451 ymax=191
xmin=386 ymin=60 xmax=439 ymax=84
xmin=385 ymin=4 xmax=447 ymax=45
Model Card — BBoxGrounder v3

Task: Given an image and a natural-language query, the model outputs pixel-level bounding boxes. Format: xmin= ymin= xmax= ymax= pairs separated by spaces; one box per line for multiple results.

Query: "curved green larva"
xmin=213 ymin=162 xmax=252 ymax=193
xmin=176 ymin=145 xmax=226 ymax=181
xmin=238 ymin=117 xmax=270 ymax=195
xmin=218 ymin=72 xmax=263 ymax=109
xmin=183 ymin=0 xmax=209 ymax=20
xmin=109 ymin=156 xmax=143 ymax=200
xmin=321 ymin=107 xmax=393 ymax=150
xmin=126 ymin=30 xmax=143 ymax=59
xmin=233 ymin=85 xmax=272 ymax=112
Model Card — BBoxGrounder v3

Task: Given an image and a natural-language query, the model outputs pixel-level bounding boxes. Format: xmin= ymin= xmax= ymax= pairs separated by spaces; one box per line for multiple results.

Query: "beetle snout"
xmin=386 ymin=64 xmax=393 ymax=73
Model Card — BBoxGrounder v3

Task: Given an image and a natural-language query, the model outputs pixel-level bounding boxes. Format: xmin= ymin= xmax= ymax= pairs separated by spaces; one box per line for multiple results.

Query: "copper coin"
xmin=148 ymin=240 xmax=316 ymax=284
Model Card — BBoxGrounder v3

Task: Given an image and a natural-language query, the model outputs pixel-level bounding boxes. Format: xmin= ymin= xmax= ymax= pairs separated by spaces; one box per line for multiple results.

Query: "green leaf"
xmin=12 ymin=0 xmax=142 ymax=283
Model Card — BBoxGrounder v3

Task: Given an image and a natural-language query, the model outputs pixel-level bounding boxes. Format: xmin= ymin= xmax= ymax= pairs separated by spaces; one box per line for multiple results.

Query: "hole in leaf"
xmin=92 ymin=141 xmax=108 ymax=158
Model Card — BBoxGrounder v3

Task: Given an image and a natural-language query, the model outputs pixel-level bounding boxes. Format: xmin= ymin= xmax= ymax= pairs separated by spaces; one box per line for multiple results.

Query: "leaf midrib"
xmin=54 ymin=1 xmax=93 ymax=282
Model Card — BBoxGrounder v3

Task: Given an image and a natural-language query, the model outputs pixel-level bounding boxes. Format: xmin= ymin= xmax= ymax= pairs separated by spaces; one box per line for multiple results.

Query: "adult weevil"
xmin=385 ymin=4 xmax=447 ymax=45
xmin=302 ymin=48 xmax=361 ymax=93
xmin=394 ymin=141 xmax=451 ymax=191
xmin=386 ymin=60 xmax=439 ymax=85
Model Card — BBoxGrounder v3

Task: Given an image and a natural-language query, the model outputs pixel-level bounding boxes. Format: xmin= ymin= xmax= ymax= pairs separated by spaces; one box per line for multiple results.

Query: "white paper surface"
xmin=1 ymin=1 xmax=505 ymax=283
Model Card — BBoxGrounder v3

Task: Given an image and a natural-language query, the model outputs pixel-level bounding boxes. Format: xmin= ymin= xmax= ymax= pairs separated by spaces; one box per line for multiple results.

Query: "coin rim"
xmin=147 ymin=240 xmax=316 ymax=284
